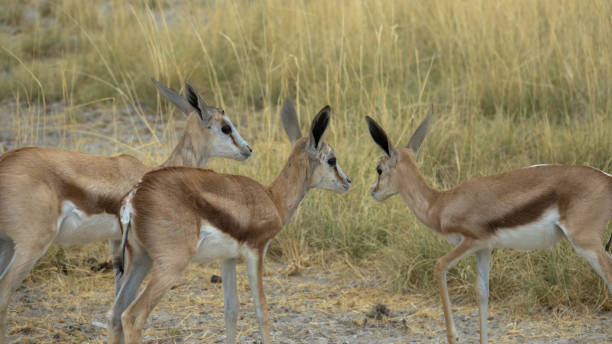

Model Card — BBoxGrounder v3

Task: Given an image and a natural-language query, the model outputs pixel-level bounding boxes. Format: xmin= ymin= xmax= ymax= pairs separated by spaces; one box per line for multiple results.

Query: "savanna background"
xmin=1 ymin=0 xmax=611 ymax=343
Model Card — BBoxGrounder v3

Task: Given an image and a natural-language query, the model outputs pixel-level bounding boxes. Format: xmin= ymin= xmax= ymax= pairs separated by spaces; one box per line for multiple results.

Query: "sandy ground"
xmin=1 ymin=102 xmax=611 ymax=343
xmin=7 ymin=260 xmax=612 ymax=344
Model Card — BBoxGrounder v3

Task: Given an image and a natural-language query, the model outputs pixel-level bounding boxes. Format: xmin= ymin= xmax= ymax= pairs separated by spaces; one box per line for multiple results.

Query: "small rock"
xmin=210 ymin=274 xmax=222 ymax=283
xmin=366 ymin=303 xmax=391 ymax=320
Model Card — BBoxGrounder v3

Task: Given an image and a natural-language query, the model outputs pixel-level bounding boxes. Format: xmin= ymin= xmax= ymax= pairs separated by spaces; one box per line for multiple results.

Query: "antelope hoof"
xmin=446 ymin=332 xmax=459 ymax=344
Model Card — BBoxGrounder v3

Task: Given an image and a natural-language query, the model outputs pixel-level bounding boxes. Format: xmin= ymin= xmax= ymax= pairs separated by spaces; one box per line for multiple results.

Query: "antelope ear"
xmin=406 ymin=104 xmax=432 ymax=157
xmin=365 ymin=116 xmax=395 ymax=158
xmin=308 ymin=105 xmax=330 ymax=151
xmin=281 ymin=98 xmax=302 ymax=146
xmin=184 ymin=82 xmax=212 ymax=124
xmin=152 ymin=78 xmax=200 ymax=117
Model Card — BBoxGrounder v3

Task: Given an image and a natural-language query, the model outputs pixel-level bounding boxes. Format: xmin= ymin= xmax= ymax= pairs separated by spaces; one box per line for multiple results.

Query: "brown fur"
xmin=0 ymin=111 xmax=227 ymax=244
xmin=0 ymin=103 xmax=247 ymax=344
xmin=132 ymin=167 xmax=282 ymax=250
xmin=486 ymin=191 xmax=559 ymax=231
xmin=0 ymin=147 xmax=149 ymax=344
xmin=113 ymin=112 xmax=351 ymax=344
xmin=0 ymin=147 xmax=146 ymax=220
xmin=373 ymin=147 xmax=612 ymax=344
xmin=368 ymin=111 xmax=612 ymax=344
xmin=375 ymin=148 xmax=612 ymax=240
xmin=131 ymin=138 xmax=316 ymax=251
xmin=431 ymin=163 xmax=612 ymax=239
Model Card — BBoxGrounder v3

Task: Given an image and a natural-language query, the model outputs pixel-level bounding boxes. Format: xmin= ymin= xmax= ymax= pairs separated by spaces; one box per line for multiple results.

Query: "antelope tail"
xmin=115 ymin=195 xmax=134 ymax=279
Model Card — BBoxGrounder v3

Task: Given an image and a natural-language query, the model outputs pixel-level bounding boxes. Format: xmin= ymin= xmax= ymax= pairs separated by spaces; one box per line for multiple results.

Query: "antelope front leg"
xmin=435 ymin=238 xmax=476 ymax=344
xmin=246 ymin=249 xmax=271 ymax=344
xmin=475 ymin=249 xmax=491 ymax=344
xmin=221 ymin=258 xmax=239 ymax=344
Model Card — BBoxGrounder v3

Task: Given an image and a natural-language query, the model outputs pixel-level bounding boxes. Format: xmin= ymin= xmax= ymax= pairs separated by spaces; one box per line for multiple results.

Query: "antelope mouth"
xmin=237 ymin=144 xmax=252 ymax=160
xmin=370 ymin=189 xmax=382 ymax=201
xmin=240 ymin=149 xmax=252 ymax=159
xmin=343 ymin=180 xmax=351 ymax=190
xmin=336 ymin=180 xmax=351 ymax=194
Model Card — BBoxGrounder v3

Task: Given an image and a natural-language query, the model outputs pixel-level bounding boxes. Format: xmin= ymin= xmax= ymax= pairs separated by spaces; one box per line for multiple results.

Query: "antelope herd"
xmin=0 ymin=80 xmax=610 ymax=344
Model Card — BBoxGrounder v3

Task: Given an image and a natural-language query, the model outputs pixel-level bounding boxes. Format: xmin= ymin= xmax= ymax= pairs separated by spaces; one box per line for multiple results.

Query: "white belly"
xmin=54 ymin=201 xmax=121 ymax=246
xmin=488 ymin=209 xmax=564 ymax=250
xmin=193 ymin=225 xmax=246 ymax=264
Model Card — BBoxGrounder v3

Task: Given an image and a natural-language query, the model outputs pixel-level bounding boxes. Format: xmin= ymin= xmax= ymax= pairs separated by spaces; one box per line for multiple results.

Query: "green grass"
xmin=2 ymin=0 xmax=611 ymax=314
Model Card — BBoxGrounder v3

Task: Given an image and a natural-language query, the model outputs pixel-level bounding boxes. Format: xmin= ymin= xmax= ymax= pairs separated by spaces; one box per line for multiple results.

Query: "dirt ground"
xmin=1 ymin=103 xmax=611 ymax=343
xmin=7 ymin=260 xmax=612 ymax=344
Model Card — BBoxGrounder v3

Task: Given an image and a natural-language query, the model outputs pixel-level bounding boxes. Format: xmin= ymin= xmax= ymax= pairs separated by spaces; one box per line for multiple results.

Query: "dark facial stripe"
xmin=223 ymin=120 xmax=240 ymax=150
xmin=487 ymin=191 xmax=559 ymax=231
xmin=333 ymin=166 xmax=344 ymax=183
xmin=229 ymin=134 xmax=239 ymax=149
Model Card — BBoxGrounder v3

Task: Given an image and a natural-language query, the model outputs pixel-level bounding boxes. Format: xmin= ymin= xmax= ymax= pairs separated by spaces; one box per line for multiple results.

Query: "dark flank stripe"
xmin=487 ymin=191 xmax=559 ymax=231
xmin=195 ymin=196 xmax=248 ymax=242
xmin=135 ymin=167 xmax=281 ymax=247
xmin=56 ymin=178 xmax=121 ymax=216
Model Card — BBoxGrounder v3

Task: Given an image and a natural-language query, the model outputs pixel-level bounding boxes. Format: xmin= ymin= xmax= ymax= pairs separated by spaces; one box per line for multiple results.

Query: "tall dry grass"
xmin=1 ymin=0 xmax=611 ymax=314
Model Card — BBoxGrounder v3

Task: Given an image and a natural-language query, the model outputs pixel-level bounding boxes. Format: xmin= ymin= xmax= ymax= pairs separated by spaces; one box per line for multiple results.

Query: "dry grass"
xmin=1 ymin=0 xmax=611 ymax=321
xmin=14 ymin=255 xmax=612 ymax=343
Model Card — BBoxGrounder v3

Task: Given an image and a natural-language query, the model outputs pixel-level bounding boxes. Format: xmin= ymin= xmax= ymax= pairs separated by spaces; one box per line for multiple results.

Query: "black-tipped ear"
xmin=366 ymin=116 xmax=392 ymax=157
xmin=281 ymin=98 xmax=302 ymax=146
xmin=184 ymin=83 xmax=204 ymax=121
xmin=406 ymin=104 xmax=432 ymax=157
xmin=309 ymin=105 xmax=330 ymax=149
xmin=152 ymin=78 xmax=197 ymax=116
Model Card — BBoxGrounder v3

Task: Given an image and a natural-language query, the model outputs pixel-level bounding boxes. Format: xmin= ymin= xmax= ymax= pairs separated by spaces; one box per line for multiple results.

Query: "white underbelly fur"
xmin=193 ymin=225 xmax=248 ymax=263
xmin=488 ymin=209 xmax=564 ymax=250
xmin=54 ymin=201 xmax=120 ymax=246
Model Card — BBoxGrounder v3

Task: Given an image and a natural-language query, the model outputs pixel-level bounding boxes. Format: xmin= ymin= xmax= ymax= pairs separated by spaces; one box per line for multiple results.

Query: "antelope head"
xmin=366 ymin=105 xmax=432 ymax=201
xmin=153 ymin=78 xmax=252 ymax=164
xmin=281 ymin=98 xmax=351 ymax=194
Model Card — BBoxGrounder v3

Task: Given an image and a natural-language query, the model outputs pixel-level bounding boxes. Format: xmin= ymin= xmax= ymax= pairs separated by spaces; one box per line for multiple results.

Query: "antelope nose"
xmin=347 ymin=177 xmax=352 ymax=184
xmin=247 ymin=145 xmax=253 ymax=153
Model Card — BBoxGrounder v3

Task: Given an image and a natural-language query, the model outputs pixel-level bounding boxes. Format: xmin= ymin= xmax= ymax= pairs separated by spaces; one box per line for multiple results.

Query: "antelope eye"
xmin=376 ymin=167 xmax=382 ymax=175
xmin=221 ymin=125 xmax=232 ymax=134
xmin=327 ymin=157 xmax=336 ymax=166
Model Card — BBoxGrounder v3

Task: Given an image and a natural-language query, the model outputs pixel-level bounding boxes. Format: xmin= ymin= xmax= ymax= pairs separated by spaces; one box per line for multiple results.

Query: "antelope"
xmin=365 ymin=107 xmax=612 ymax=344
xmin=0 ymin=79 xmax=252 ymax=343
xmin=108 ymin=100 xmax=351 ymax=344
